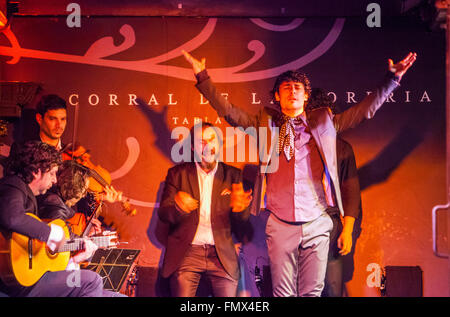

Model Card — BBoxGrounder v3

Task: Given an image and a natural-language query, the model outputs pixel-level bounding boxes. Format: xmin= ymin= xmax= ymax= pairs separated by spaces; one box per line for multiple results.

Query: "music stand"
xmin=82 ymin=248 xmax=140 ymax=292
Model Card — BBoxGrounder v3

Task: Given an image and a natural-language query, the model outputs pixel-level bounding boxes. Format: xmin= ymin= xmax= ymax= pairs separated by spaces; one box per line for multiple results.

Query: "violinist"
xmin=6 ymin=94 xmax=67 ymax=162
xmin=35 ymin=94 xmax=67 ymax=150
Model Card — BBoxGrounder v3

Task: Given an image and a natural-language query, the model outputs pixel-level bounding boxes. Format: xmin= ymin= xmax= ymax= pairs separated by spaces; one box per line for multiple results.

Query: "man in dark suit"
xmin=322 ymin=136 xmax=362 ymax=297
xmin=182 ymin=50 xmax=416 ymax=297
xmin=307 ymin=88 xmax=362 ymax=297
xmin=158 ymin=122 xmax=252 ymax=297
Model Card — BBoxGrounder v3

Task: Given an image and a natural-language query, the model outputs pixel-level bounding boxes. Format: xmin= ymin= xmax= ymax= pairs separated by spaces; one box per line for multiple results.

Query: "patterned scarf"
xmin=275 ymin=113 xmax=304 ymax=161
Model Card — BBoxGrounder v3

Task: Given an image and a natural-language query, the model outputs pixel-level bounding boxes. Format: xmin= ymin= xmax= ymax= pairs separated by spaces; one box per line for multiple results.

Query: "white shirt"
xmin=191 ymin=162 xmax=218 ymax=246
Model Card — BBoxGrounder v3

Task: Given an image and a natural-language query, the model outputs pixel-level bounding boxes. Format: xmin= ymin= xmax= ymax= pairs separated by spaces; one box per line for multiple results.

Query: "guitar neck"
xmin=58 ymin=236 xmax=111 ymax=252
xmin=81 ymin=201 xmax=102 ymax=238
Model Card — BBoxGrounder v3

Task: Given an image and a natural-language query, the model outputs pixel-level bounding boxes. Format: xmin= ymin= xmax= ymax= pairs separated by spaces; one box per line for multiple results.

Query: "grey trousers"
xmin=265 ymin=212 xmax=333 ymax=297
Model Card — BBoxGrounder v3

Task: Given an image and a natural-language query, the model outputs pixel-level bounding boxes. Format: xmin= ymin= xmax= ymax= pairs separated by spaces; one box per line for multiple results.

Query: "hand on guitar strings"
xmin=71 ymin=238 xmax=98 ymax=264
xmin=87 ymin=218 xmax=103 ymax=236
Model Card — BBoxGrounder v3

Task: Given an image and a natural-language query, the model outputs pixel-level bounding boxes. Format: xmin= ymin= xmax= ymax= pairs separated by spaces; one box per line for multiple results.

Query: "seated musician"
xmin=37 ymin=160 xmax=121 ymax=237
xmin=37 ymin=160 xmax=123 ymax=273
xmin=0 ymin=141 xmax=109 ymax=297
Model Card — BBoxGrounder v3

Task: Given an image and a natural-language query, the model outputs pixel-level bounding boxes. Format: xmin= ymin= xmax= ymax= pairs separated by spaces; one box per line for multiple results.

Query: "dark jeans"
xmin=170 ymin=244 xmax=238 ymax=297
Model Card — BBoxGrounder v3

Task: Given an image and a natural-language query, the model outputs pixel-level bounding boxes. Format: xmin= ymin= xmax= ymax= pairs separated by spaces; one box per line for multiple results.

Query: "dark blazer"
xmin=336 ymin=136 xmax=361 ymax=220
xmin=37 ymin=189 xmax=76 ymax=221
xmin=0 ymin=175 xmax=50 ymax=242
xmin=158 ymin=162 xmax=250 ymax=280
xmin=36 ymin=189 xmax=81 ymax=239
xmin=195 ymin=70 xmax=400 ymax=218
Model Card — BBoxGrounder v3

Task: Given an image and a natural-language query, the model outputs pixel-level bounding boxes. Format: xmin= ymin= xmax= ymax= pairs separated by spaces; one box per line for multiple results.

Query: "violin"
xmin=62 ymin=144 xmax=137 ymax=217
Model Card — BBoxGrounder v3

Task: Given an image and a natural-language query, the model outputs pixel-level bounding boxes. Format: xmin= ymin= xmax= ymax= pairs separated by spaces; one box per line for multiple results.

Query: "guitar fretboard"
xmin=58 ymin=236 xmax=112 ymax=252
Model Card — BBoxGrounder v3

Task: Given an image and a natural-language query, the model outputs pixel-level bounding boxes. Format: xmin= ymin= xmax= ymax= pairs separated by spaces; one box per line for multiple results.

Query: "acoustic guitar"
xmin=0 ymin=213 xmax=118 ymax=287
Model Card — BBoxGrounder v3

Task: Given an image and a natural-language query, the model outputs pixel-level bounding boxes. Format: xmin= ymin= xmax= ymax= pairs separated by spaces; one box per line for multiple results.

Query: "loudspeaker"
xmin=82 ymin=248 xmax=140 ymax=292
xmin=383 ymin=266 xmax=423 ymax=297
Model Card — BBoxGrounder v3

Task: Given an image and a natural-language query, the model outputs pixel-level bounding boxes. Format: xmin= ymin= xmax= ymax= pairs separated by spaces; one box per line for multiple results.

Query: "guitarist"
xmin=37 ymin=160 xmax=103 ymax=241
xmin=0 ymin=141 xmax=111 ymax=297
xmin=37 ymin=160 xmax=120 ymax=244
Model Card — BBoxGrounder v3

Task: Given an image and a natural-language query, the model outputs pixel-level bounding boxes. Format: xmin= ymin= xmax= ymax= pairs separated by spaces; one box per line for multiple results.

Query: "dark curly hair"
xmin=306 ymin=88 xmax=337 ymax=113
xmin=36 ymin=94 xmax=67 ymax=116
xmin=5 ymin=141 xmax=62 ymax=184
xmin=57 ymin=160 xmax=90 ymax=202
xmin=271 ymin=70 xmax=312 ymax=107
